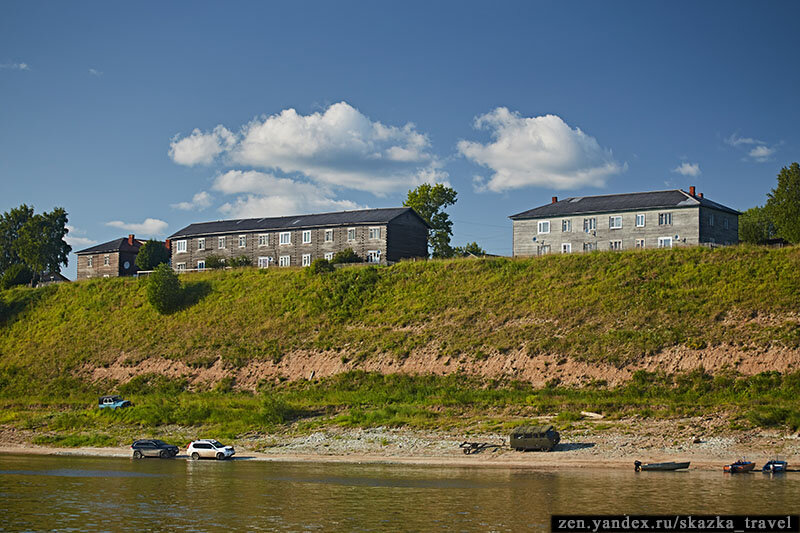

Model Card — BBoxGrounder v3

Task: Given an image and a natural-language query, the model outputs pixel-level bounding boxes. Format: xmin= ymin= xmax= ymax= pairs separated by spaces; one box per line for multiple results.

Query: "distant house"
xmin=167 ymin=207 xmax=431 ymax=270
xmin=38 ymin=271 xmax=70 ymax=286
xmin=75 ymin=235 xmax=144 ymax=279
xmin=510 ymin=187 xmax=740 ymax=256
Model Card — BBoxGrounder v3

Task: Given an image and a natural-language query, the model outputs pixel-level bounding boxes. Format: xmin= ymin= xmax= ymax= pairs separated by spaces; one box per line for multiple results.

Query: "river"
xmin=1 ymin=454 xmax=798 ymax=531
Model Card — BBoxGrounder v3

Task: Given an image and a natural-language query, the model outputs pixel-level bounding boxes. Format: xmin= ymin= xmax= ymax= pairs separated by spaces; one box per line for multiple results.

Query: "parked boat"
xmin=724 ymin=460 xmax=755 ymax=473
xmin=762 ymin=460 xmax=788 ymax=473
xmin=634 ymin=461 xmax=690 ymax=472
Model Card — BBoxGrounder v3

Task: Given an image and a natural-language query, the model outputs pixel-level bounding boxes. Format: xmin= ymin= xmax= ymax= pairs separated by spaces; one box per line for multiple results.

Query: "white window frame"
xmin=367 ymin=250 xmax=381 ymax=263
xmin=658 ymin=237 xmax=673 ymax=248
xmin=258 ymin=234 xmax=269 ymax=247
xmin=324 ymin=229 xmax=333 ymax=242
xmin=279 ymin=255 xmax=290 ymax=267
xmin=347 ymin=227 xmax=356 ymax=241
xmin=324 ymin=252 xmax=334 ymax=261
xmin=561 ymin=243 xmax=571 ymax=253
xmin=537 ymin=221 xmax=550 ymax=234
xmin=87 ymin=256 xmax=93 ymax=267
xmin=368 ymin=227 xmax=381 ymax=240
xmin=561 ymin=220 xmax=571 ymax=232
xmin=609 ymin=216 xmax=622 ymax=230
xmin=583 ymin=242 xmax=595 ymax=252
xmin=723 ymin=218 xmax=729 ymax=230
xmin=197 ymin=238 xmax=205 ymax=250
xmin=218 ymin=236 xmax=226 ymax=249
xmin=175 ymin=240 xmax=187 ymax=253
xmin=257 ymin=256 xmax=272 ymax=268
xmin=609 ymin=240 xmax=622 ymax=251
xmin=659 ymin=213 xmax=672 ymax=226
xmin=238 ymin=235 xmax=247 ymax=248
xmin=279 ymin=232 xmax=291 ymax=245
xmin=302 ymin=253 xmax=312 ymax=267
xmin=176 ymin=263 xmax=186 ymax=271
xmin=103 ymin=254 xmax=110 ymax=266
xmin=635 ymin=214 xmax=646 ymax=227
xmin=583 ymin=218 xmax=596 ymax=233
xmin=302 ymin=230 xmax=312 ymax=244
xmin=539 ymin=245 xmax=551 ymax=255
xmin=197 ymin=260 xmax=205 ymax=271
xmin=635 ymin=239 xmax=645 ymax=249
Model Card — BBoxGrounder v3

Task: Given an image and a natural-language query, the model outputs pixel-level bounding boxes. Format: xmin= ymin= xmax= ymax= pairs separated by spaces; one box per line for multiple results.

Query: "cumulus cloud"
xmin=458 ymin=108 xmax=625 ymax=192
xmin=106 ymin=218 xmax=168 ymax=236
xmin=169 ymin=102 xmax=446 ymax=194
xmin=88 ymin=68 xmax=102 ymax=77
xmin=171 ymin=191 xmax=213 ymax=211
xmin=64 ymin=225 xmax=97 ymax=249
xmin=748 ymin=145 xmax=775 ymax=162
xmin=725 ymin=133 xmax=778 ymax=162
xmin=213 ymin=170 xmax=362 ymax=218
xmin=169 ymin=125 xmax=236 ymax=166
xmin=672 ymin=162 xmax=701 ymax=177
xmin=0 ymin=62 xmax=29 ymax=71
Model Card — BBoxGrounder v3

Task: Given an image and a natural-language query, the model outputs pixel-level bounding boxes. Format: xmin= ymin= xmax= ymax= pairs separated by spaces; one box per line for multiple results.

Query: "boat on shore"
xmin=634 ymin=461 xmax=690 ymax=472
xmin=724 ymin=460 xmax=755 ymax=473
xmin=762 ymin=460 xmax=788 ymax=473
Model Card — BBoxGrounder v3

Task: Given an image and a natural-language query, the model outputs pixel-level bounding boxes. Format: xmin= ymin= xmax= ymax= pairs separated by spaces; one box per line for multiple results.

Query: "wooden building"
xmin=75 ymin=235 xmax=144 ymax=279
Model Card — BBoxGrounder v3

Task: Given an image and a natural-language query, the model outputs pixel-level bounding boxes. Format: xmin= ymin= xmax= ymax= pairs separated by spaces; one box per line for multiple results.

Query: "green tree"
xmin=135 ymin=240 xmax=170 ymax=270
xmin=205 ymin=254 xmax=226 ymax=269
xmin=0 ymin=204 xmax=34 ymax=276
xmin=766 ymin=162 xmax=800 ymax=244
xmin=739 ymin=206 xmax=777 ymax=244
xmin=331 ymin=248 xmax=361 ymax=264
xmin=15 ymin=207 xmax=71 ymax=283
xmin=308 ymin=258 xmax=335 ymax=274
xmin=146 ymin=263 xmax=182 ymax=314
xmin=0 ymin=263 xmax=33 ymax=289
xmin=228 ymin=255 xmax=252 ymax=267
xmin=453 ymin=242 xmax=487 ymax=257
xmin=403 ymin=184 xmax=457 ymax=258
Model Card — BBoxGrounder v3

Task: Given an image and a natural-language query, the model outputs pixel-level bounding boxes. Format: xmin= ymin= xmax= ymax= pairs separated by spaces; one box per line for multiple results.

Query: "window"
xmin=658 ymin=237 xmax=673 ymax=248
xmin=103 ymin=254 xmax=110 ymax=266
xmin=635 ymin=214 xmax=646 ymax=227
xmin=279 ymin=232 xmax=291 ymax=245
xmin=723 ymin=218 xmax=729 ymax=230
xmin=197 ymin=260 xmax=205 ymax=270
xmin=635 ymin=239 xmax=645 ymax=249
xmin=347 ymin=227 xmax=356 ymax=241
xmin=197 ymin=238 xmax=205 ymax=250
xmin=258 ymin=234 xmax=269 ymax=246
xmin=658 ymin=213 xmax=672 ymax=225
xmin=367 ymin=250 xmax=381 ymax=263
xmin=539 ymin=245 xmax=551 ymax=255
xmin=561 ymin=220 xmax=571 ymax=232
xmin=302 ymin=230 xmax=311 ymax=244
xmin=583 ymin=242 xmax=595 ymax=252
xmin=709 ymin=213 xmax=715 ymax=227
xmin=561 ymin=243 xmax=571 ymax=253
xmin=87 ymin=257 xmax=93 ymax=267
xmin=324 ymin=252 xmax=334 ymax=261
xmin=302 ymin=253 xmax=312 ymax=267
xmin=537 ymin=221 xmax=550 ymax=234
xmin=176 ymin=240 xmax=187 ymax=253
xmin=257 ymin=256 xmax=272 ymax=268
xmin=369 ymin=227 xmax=381 ymax=240
xmin=609 ymin=216 xmax=622 ymax=229
xmin=279 ymin=255 xmax=290 ymax=267
xmin=583 ymin=218 xmax=596 ymax=233
xmin=218 ymin=236 xmax=226 ymax=249
xmin=238 ymin=235 xmax=246 ymax=248
xmin=176 ymin=263 xmax=186 ymax=271
xmin=609 ymin=240 xmax=622 ymax=251
xmin=324 ymin=229 xmax=333 ymax=242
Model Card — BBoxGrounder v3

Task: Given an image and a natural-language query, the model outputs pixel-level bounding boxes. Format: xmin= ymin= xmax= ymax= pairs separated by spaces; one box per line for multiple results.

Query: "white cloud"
xmin=169 ymin=125 xmax=236 ymax=166
xmin=213 ymin=170 xmax=362 ymax=218
xmin=458 ymin=108 xmax=625 ymax=192
xmin=170 ymin=191 xmax=213 ymax=211
xmin=169 ymin=102 xmax=446 ymax=194
xmin=88 ymin=68 xmax=102 ymax=77
xmin=725 ymin=133 xmax=778 ymax=162
xmin=0 ymin=62 xmax=29 ymax=71
xmin=672 ymin=162 xmax=701 ymax=177
xmin=64 ymin=225 xmax=97 ymax=249
xmin=105 ymin=218 xmax=168 ymax=236
xmin=748 ymin=145 xmax=775 ymax=162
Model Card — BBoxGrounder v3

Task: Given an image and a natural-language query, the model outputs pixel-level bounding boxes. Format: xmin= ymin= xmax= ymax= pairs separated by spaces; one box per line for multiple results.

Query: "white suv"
xmin=187 ymin=439 xmax=235 ymax=460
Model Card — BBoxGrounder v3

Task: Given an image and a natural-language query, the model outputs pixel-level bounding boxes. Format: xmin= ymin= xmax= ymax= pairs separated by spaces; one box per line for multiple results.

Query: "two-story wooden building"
xmin=510 ymin=187 xmax=740 ymax=256
xmin=167 ymin=207 xmax=430 ymax=270
xmin=75 ymin=235 xmax=144 ymax=279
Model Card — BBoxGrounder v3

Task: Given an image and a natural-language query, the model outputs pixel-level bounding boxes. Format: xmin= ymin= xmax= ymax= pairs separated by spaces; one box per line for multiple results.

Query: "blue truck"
xmin=98 ymin=395 xmax=131 ymax=409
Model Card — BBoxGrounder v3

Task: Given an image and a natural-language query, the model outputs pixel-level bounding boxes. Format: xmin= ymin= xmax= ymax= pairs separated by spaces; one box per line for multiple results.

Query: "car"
xmin=187 ymin=439 xmax=235 ymax=460
xmin=131 ymin=439 xmax=179 ymax=459
xmin=98 ymin=395 xmax=131 ymax=409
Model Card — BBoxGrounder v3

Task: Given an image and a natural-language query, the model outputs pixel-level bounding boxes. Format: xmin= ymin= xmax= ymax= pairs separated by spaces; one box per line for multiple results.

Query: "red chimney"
xmin=128 ymin=234 xmax=134 ymax=245
xmin=689 ymin=186 xmax=696 ymax=196
xmin=552 ymin=196 xmax=558 ymax=204
xmin=165 ymin=239 xmax=171 ymax=250
xmin=699 ymin=192 xmax=704 ymax=198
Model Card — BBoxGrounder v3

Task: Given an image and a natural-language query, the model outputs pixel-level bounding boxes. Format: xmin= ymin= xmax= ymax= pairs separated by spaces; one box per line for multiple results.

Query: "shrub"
xmin=205 ymin=254 xmax=226 ymax=269
xmin=331 ymin=248 xmax=361 ymax=264
xmin=308 ymin=258 xmax=334 ymax=274
xmin=1 ymin=263 xmax=33 ymax=289
xmin=228 ymin=255 xmax=252 ymax=268
xmin=135 ymin=240 xmax=170 ymax=270
xmin=146 ymin=264 xmax=182 ymax=314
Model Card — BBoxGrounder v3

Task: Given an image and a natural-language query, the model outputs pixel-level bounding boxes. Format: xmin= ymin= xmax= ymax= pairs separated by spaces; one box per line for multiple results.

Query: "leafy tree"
xmin=308 ymin=258 xmax=335 ymax=274
xmin=135 ymin=240 xmax=170 ymax=270
xmin=146 ymin=263 xmax=182 ymax=314
xmin=453 ymin=242 xmax=487 ymax=257
xmin=205 ymin=254 xmax=226 ymax=269
xmin=0 ymin=263 xmax=33 ymax=290
xmin=766 ymin=162 xmax=800 ymax=244
xmin=15 ymin=207 xmax=71 ymax=283
xmin=228 ymin=255 xmax=252 ymax=267
xmin=331 ymin=248 xmax=361 ymax=264
xmin=739 ymin=206 xmax=777 ymax=244
xmin=0 ymin=204 xmax=34 ymax=276
xmin=403 ymin=184 xmax=457 ymax=258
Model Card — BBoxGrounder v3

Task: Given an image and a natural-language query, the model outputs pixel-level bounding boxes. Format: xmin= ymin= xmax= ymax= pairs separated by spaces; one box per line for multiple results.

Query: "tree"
xmin=228 ymin=255 xmax=252 ymax=267
xmin=0 ymin=204 xmax=34 ymax=276
xmin=453 ymin=242 xmax=487 ymax=257
xmin=0 ymin=263 xmax=33 ymax=289
xmin=403 ymin=184 xmax=457 ymax=258
xmin=739 ymin=206 xmax=777 ymax=244
xmin=135 ymin=240 xmax=170 ymax=270
xmin=766 ymin=162 xmax=800 ymax=244
xmin=331 ymin=248 xmax=361 ymax=264
xmin=15 ymin=207 xmax=71 ymax=283
xmin=205 ymin=254 xmax=226 ymax=269
xmin=146 ymin=263 xmax=182 ymax=314
xmin=308 ymin=258 xmax=335 ymax=274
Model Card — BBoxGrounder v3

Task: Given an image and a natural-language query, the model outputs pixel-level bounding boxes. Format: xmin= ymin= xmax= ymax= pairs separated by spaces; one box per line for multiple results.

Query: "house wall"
xmin=117 ymin=251 xmax=140 ymax=276
xmin=76 ymin=252 xmax=121 ymax=279
xmin=386 ymin=211 xmax=429 ymax=261
xmin=512 ymin=207 xmax=702 ymax=256
xmin=698 ymin=207 xmax=739 ymax=245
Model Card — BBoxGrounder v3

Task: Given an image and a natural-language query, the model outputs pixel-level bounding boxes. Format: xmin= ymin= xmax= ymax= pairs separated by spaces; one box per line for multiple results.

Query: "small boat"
xmin=634 ymin=461 xmax=690 ymax=472
xmin=724 ymin=460 xmax=755 ymax=473
xmin=762 ymin=460 xmax=788 ymax=473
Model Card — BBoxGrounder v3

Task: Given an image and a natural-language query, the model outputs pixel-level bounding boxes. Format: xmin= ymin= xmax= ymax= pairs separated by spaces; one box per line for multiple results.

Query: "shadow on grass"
xmin=0 ymin=285 xmax=57 ymax=326
xmin=176 ymin=281 xmax=212 ymax=312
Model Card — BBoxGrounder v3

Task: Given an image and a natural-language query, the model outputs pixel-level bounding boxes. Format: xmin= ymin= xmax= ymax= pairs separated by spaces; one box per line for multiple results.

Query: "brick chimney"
xmin=699 ymin=192 xmax=704 ymax=198
xmin=552 ymin=196 xmax=558 ymax=204
xmin=689 ymin=186 xmax=696 ymax=197
xmin=165 ymin=239 xmax=171 ymax=250
xmin=128 ymin=234 xmax=134 ymax=246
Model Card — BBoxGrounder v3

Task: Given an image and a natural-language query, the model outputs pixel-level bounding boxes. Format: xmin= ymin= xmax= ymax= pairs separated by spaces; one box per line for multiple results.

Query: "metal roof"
xmin=509 ymin=190 xmax=740 ymax=220
xmin=75 ymin=238 xmax=144 ymax=255
xmin=168 ymin=207 xmax=431 ymax=239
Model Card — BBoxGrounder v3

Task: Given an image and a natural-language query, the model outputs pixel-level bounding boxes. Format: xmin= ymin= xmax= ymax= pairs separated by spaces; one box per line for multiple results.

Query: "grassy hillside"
xmin=1 ymin=245 xmax=799 ymax=388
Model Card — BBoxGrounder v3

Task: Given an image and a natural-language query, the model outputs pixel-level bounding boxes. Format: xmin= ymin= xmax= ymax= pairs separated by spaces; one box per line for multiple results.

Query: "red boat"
xmin=724 ymin=460 xmax=755 ymax=473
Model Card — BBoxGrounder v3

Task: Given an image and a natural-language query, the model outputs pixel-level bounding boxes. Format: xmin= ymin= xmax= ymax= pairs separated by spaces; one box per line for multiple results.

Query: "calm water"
xmin=1 ymin=454 xmax=798 ymax=532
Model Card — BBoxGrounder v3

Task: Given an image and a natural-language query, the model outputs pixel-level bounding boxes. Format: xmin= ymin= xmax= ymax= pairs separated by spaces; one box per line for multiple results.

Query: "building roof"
xmin=75 ymin=238 xmax=144 ymax=255
xmin=509 ymin=189 xmax=740 ymax=220
xmin=168 ymin=207 xmax=431 ymax=239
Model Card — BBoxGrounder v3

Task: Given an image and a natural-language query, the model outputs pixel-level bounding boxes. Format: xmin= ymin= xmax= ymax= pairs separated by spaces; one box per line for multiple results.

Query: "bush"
xmin=228 ymin=255 xmax=252 ymax=268
xmin=308 ymin=258 xmax=334 ymax=274
xmin=331 ymin=248 xmax=361 ymax=264
xmin=1 ymin=263 xmax=33 ymax=289
xmin=135 ymin=240 xmax=170 ymax=271
xmin=205 ymin=254 xmax=226 ymax=269
xmin=146 ymin=264 xmax=182 ymax=314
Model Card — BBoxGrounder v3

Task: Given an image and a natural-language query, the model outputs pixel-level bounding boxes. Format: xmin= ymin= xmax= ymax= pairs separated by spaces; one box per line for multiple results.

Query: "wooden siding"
xmin=386 ymin=211 xmax=429 ymax=262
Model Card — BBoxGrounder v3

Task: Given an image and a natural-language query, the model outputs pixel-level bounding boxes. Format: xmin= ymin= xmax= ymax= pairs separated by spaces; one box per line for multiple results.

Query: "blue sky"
xmin=2 ymin=1 xmax=798 ymax=279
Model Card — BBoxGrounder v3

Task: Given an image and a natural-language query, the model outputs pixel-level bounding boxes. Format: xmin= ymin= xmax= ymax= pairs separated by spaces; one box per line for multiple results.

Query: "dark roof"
xmin=509 ymin=189 xmax=740 ymax=219
xmin=40 ymin=271 xmax=70 ymax=283
xmin=168 ymin=207 xmax=431 ymax=239
xmin=75 ymin=238 xmax=144 ymax=255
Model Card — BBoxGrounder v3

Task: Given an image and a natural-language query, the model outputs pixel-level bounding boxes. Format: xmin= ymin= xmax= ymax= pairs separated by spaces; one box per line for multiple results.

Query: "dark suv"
xmin=131 ymin=439 xmax=179 ymax=459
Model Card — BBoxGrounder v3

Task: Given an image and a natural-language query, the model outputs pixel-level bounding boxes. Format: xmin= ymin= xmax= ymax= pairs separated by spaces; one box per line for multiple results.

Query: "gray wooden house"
xmin=510 ymin=187 xmax=740 ymax=256
xmin=75 ymin=235 xmax=144 ymax=279
xmin=167 ymin=207 xmax=430 ymax=270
